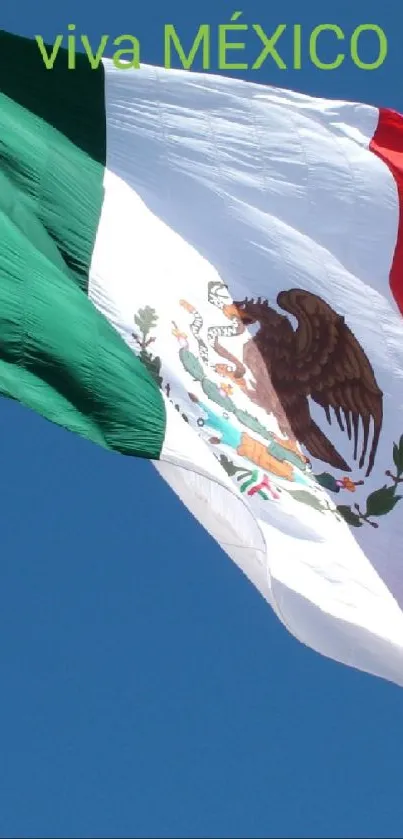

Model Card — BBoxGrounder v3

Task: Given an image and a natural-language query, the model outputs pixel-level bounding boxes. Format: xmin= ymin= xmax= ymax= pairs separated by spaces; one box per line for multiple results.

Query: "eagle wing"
xmin=275 ymin=288 xmax=383 ymax=476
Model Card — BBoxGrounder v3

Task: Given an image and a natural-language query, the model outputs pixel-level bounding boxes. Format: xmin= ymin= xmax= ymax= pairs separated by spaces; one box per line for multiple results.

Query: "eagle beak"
xmin=223 ymin=303 xmax=254 ymax=324
xmin=222 ymin=303 xmax=241 ymax=319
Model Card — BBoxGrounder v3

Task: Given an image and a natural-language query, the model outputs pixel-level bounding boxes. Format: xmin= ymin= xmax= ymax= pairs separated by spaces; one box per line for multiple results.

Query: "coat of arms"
xmin=132 ymin=281 xmax=403 ymax=529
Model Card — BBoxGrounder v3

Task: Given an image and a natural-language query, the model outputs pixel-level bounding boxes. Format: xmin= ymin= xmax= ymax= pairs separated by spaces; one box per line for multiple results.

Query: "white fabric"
xmin=89 ymin=60 xmax=403 ymax=685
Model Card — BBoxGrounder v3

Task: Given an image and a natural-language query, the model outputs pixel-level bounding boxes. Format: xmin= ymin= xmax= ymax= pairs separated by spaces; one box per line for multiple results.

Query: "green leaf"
xmin=240 ymin=477 xmax=256 ymax=492
xmin=236 ymin=470 xmax=253 ymax=481
xmin=179 ymin=348 xmax=204 ymax=383
xmin=315 ymin=472 xmax=340 ymax=492
xmin=219 ymin=455 xmax=241 ymax=477
xmin=233 ymin=408 xmax=269 ymax=439
xmin=134 ymin=306 xmax=158 ymax=336
xmin=140 ymin=350 xmax=163 ymax=387
xmin=287 ymin=490 xmax=326 ymax=513
xmin=365 ymin=485 xmax=401 ymax=518
xmin=201 ymin=378 xmax=234 ymax=410
xmin=337 ymin=505 xmax=363 ymax=527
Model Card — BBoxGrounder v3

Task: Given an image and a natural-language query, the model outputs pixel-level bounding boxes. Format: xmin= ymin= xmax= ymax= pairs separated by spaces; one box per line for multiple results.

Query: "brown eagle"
xmin=219 ymin=288 xmax=383 ymax=477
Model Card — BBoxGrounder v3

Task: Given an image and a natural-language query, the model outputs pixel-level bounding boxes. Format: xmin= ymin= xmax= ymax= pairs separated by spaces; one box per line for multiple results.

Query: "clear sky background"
xmin=1 ymin=2 xmax=403 ymax=838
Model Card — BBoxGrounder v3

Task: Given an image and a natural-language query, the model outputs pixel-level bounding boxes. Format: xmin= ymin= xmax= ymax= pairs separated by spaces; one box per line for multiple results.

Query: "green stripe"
xmin=0 ymin=30 xmax=166 ymax=459
xmin=0 ymin=30 xmax=106 ymax=163
xmin=0 ymin=30 xmax=105 ymax=293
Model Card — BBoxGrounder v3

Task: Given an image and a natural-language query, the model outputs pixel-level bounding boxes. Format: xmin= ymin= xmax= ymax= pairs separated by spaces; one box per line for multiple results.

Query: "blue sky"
xmin=1 ymin=2 xmax=403 ymax=838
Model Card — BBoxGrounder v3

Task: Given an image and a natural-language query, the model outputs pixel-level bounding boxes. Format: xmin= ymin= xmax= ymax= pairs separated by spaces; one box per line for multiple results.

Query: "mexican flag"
xmin=2 ymin=29 xmax=403 ymax=685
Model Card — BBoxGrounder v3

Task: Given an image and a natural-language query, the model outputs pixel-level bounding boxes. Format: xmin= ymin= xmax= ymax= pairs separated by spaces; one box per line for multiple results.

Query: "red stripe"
xmin=370 ymin=107 xmax=403 ymax=315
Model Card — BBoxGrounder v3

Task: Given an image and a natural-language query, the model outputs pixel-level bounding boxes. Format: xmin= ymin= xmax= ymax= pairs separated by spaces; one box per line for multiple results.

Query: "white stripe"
xmin=90 ymin=60 xmax=403 ymax=685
